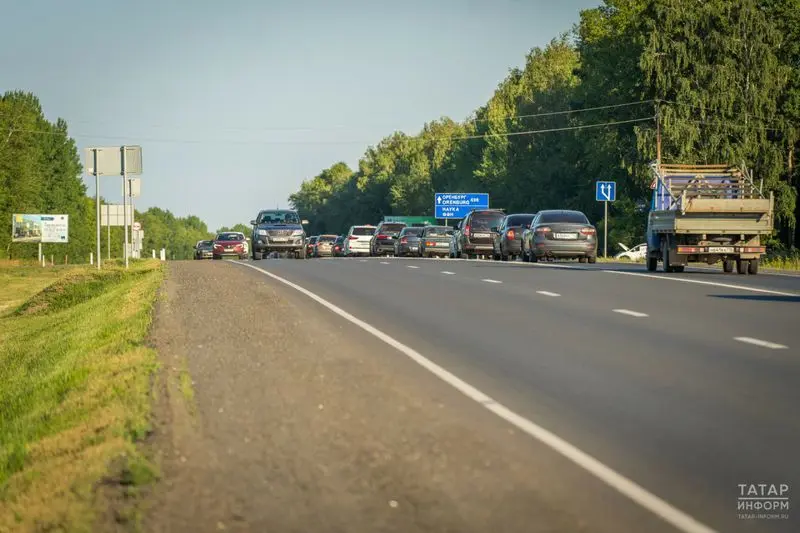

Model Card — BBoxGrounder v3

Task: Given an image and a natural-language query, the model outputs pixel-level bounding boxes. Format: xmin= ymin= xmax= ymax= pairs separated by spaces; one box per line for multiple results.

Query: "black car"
xmin=452 ymin=209 xmax=506 ymax=259
xmin=370 ymin=221 xmax=407 ymax=256
xmin=194 ymin=240 xmax=214 ymax=260
xmin=522 ymin=210 xmax=597 ymax=263
xmin=492 ymin=213 xmax=537 ymax=261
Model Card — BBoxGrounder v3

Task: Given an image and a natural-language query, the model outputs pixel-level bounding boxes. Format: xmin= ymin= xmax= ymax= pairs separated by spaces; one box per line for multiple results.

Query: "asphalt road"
xmin=232 ymin=255 xmax=799 ymax=533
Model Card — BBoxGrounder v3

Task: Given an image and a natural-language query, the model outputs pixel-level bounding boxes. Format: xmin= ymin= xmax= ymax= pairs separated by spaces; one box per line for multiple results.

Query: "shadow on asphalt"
xmin=709 ymin=294 xmax=800 ymax=303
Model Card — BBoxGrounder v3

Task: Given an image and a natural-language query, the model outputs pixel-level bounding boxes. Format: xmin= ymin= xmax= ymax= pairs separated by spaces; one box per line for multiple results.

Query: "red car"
xmin=212 ymin=232 xmax=248 ymax=260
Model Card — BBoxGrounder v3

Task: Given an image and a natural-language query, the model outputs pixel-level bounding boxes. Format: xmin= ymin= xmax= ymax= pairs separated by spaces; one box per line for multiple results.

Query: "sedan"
xmin=492 ymin=213 xmax=536 ymax=261
xmin=212 ymin=232 xmax=248 ymax=260
xmin=523 ymin=210 xmax=597 ymax=263
xmin=194 ymin=240 xmax=214 ymax=260
xmin=332 ymin=236 xmax=346 ymax=257
xmin=394 ymin=227 xmax=424 ymax=257
xmin=419 ymin=226 xmax=454 ymax=257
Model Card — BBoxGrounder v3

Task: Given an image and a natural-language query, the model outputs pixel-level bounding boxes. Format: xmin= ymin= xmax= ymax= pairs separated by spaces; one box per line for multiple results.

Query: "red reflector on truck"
xmin=743 ymin=247 xmax=766 ymax=253
xmin=677 ymin=246 xmax=702 ymax=254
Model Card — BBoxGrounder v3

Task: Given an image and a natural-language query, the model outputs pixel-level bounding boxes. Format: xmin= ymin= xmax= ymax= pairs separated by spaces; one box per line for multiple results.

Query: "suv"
xmin=370 ymin=221 xmax=407 ymax=256
xmin=343 ymin=225 xmax=376 ymax=256
xmin=250 ymin=209 xmax=309 ymax=260
xmin=452 ymin=209 xmax=506 ymax=259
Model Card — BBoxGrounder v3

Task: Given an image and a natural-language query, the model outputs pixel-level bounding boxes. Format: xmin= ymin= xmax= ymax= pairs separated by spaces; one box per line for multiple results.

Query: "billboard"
xmin=11 ymin=214 xmax=69 ymax=243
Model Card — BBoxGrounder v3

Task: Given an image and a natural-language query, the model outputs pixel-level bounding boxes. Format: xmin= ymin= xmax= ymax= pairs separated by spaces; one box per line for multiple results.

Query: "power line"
xmin=7 ymin=116 xmax=656 ymax=146
xmin=0 ymin=98 xmax=656 ymax=136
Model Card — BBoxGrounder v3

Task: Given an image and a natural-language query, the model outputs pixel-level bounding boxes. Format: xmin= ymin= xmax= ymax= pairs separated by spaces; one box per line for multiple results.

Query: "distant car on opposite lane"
xmin=194 ymin=240 xmax=214 ymax=260
xmin=212 ymin=232 xmax=248 ymax=260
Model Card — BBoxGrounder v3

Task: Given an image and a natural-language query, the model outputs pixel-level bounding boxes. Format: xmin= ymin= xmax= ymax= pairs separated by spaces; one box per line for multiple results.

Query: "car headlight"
xmin=291 ymin=229 xmax=303 ymax=236
xmin=257 ymin=229 xmax=267 ymax=236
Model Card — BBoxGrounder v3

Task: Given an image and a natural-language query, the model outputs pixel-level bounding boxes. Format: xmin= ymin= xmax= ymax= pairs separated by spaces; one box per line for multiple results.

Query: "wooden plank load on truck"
xmin=645 ymin=162 xmax=774 ymax=275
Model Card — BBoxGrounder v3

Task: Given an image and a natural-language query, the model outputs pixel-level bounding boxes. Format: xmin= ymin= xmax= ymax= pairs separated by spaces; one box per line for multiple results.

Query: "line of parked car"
xmin=304 ymin=208 xmax=600 ymax=263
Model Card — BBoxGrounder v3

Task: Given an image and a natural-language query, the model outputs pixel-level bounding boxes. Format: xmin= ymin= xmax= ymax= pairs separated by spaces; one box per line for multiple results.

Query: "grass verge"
xmin=0 ymin=260 xmax=165 ymax=533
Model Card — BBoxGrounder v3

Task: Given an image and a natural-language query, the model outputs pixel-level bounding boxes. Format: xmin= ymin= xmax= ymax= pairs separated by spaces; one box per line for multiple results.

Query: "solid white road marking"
xmin=482 ymin=279 xmax=503 ymax=284
xmin=234 ymin=260 xmax=717 ymax=533
xmin=613 ymin=309 xmax=649 ymax=318
xmin=536 ymin=291 xmax=561 ymax=297
xmin=734 ymin=337 xmax=788 ymax=350
xmin=407 ymin=265 xmax=420 ymax=269
xmin=604 ymin=270 xmax=798 ymax=297
xmin=440 ymin=271 xmax=455 ymax=275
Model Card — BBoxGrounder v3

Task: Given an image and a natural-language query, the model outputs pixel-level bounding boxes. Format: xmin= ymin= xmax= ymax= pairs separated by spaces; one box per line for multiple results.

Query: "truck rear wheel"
xmin=736 ymin=259 xmax=748 ymax=275
xmin=748 ymin=258 xmax=759 ymax=275
xmin=646 ymin=254 xmax=657 ymax=271
xmin=723 ymin=259 xmax=734 ymax=273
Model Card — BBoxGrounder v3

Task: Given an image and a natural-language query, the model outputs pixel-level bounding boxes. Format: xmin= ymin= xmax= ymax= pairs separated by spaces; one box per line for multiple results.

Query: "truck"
xmin=249 ymin=209 xmax=309 ymax=260
xmin=645 ymin=163 xmax=774 ymax=275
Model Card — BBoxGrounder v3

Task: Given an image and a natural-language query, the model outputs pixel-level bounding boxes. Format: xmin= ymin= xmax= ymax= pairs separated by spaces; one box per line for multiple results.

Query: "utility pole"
xmin=655 ymin=101 xmax=662 ymax=168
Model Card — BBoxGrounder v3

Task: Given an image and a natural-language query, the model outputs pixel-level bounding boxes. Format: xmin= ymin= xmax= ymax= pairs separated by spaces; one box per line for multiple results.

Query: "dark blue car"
xmin=249 ymin=210 xmax=309 ymax=260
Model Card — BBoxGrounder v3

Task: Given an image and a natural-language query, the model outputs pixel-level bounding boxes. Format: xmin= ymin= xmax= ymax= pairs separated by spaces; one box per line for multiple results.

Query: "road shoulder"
xmin=141 ymin=260 xmax=604 ymax=533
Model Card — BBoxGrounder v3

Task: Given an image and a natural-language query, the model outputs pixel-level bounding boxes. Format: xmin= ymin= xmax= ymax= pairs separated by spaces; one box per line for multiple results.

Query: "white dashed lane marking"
xmin=612 ymin=309 xmax=649 ymax=318
xmin=440 ymin=271 xmax=455 ymax=275
xmin=536 ymin=291 xmax=561 ymax=297
xmin=407 ymin=265 xmax=420 ymax=269
xmin=482 ymin=279 xmax=503 ymax=284
xmin=734 ymin=337 xmax=788 ymax=350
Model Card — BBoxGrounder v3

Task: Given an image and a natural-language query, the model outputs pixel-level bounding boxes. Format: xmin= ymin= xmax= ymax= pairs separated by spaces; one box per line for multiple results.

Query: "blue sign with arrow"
xmin=595 ymin=181 xmax=616 ymax=202
xmin=435 ymin=192 xmax=490 ymax=219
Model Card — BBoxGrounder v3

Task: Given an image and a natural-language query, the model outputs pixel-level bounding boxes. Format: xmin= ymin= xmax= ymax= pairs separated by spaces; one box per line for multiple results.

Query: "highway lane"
xmin=235 ymin=256 xmax=799 ymax=533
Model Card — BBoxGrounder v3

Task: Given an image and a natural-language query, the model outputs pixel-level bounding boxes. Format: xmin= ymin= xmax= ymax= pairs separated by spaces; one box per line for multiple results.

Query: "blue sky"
xmin=1 ymin=0 xmax=599 ymax=231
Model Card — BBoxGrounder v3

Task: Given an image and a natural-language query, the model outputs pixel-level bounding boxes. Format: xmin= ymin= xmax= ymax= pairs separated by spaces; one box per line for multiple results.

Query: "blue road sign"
xmin=434 ymin=192 xmax=490 ymax=219
xmin=595 ymin=181 xmax=617 ymax=202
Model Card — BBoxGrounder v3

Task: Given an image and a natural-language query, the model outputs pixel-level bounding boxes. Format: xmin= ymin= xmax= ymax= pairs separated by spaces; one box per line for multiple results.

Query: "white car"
xmin=614 ymin=243 xmax=647 ymax=261
xmin=343 ymin=225 xmax=376 ymax=257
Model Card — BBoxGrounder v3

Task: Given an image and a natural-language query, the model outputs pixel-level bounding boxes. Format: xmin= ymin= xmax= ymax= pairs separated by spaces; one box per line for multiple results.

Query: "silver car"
xmin=524 ymin=210 xmax=597 ymax=263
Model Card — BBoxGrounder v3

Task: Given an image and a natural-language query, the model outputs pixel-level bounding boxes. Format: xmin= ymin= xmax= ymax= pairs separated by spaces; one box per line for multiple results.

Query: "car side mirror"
xmin=301 ymin=219 xmax=309 ymax=225
xmin=250 ymin=220 xmax=256 ymax=225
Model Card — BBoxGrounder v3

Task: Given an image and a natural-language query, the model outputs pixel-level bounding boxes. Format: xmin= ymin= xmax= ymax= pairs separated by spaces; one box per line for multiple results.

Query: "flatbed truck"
xmin=645 ymin=163 xmax=774 ymax=275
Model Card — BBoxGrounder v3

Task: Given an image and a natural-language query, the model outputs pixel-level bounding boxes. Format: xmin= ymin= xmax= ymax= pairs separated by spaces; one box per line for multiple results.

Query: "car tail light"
xmin=580 ymin=227 xmax=596 ymax=236
xmin=535 ymin=226 xmax=551 ymax=235
xmin=377 ymin=234 xmax=389 ymax=240
xmin=348 ymin=235 xmax=358 ymax=240
xmin=400 ymin=237 xmax=408 ymax=244
xmin=464 ymin=225 xmax=470 ymax=237
xmin=506 ymin=229 xmax=515 ymax=240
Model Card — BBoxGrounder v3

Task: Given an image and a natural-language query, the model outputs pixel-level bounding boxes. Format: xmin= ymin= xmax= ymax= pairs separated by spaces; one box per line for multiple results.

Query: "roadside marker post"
xmin=595 ymin=181 xmax=617 ymax=259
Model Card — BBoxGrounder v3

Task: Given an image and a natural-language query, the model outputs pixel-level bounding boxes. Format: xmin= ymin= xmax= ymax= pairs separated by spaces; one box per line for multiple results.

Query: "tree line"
xmin=289 ymin=0 xmax=800 ymax=255
xmin=0 ymin=90 xmax=249 ymax=262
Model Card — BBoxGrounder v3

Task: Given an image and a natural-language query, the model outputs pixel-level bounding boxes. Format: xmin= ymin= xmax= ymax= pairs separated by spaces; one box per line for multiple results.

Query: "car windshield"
xmin=319 ymin=235 xmax=336 ymax=242
xmin=257 ymin=211 xmax=300 ymax=225
xmin=216 ymin=233 xmax=243 ymax=241
xmin=506 ymin=214 xmax=535 ymax=228
xmin=537 ymin=212 xmax=589 ymax=224
xmin=309 ymin=237 xmax=318 ymax=243
xmin=471 ymin=213 xmax=505 ymax=230
xmin=352 ymin=227 xmax=375 ymax=236
xmin=379 ymin=223 xmax=405 ymax=235
xmin=402 ymin=228 xmax=423 ymax=237
xmin=423 ymin=226 xmax=453 ymax=237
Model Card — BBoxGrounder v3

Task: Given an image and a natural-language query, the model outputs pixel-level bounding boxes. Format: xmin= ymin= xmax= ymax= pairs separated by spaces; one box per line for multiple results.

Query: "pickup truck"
xmin=249 ymin=209 xmax=309 ymax=260
xmin=645 ymin=163 xmax=774 ymax=275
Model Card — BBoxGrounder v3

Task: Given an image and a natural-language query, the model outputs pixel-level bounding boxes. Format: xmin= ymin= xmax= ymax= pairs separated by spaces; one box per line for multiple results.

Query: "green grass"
xmin=0 ymin=260 xmax=165 ymax=532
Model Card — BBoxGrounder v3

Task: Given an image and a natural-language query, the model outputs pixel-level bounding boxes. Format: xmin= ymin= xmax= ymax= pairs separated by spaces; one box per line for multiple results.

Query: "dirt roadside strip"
xmin=143 ymin=260 xmax=616 ymax=533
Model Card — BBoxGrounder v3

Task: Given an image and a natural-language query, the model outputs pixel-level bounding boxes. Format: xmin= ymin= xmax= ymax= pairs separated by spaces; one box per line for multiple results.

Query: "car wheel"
xmin=578 ymin=257 xmax=588 ymax=263
xmin=587 ymin=255 xmax=597 ymax=264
